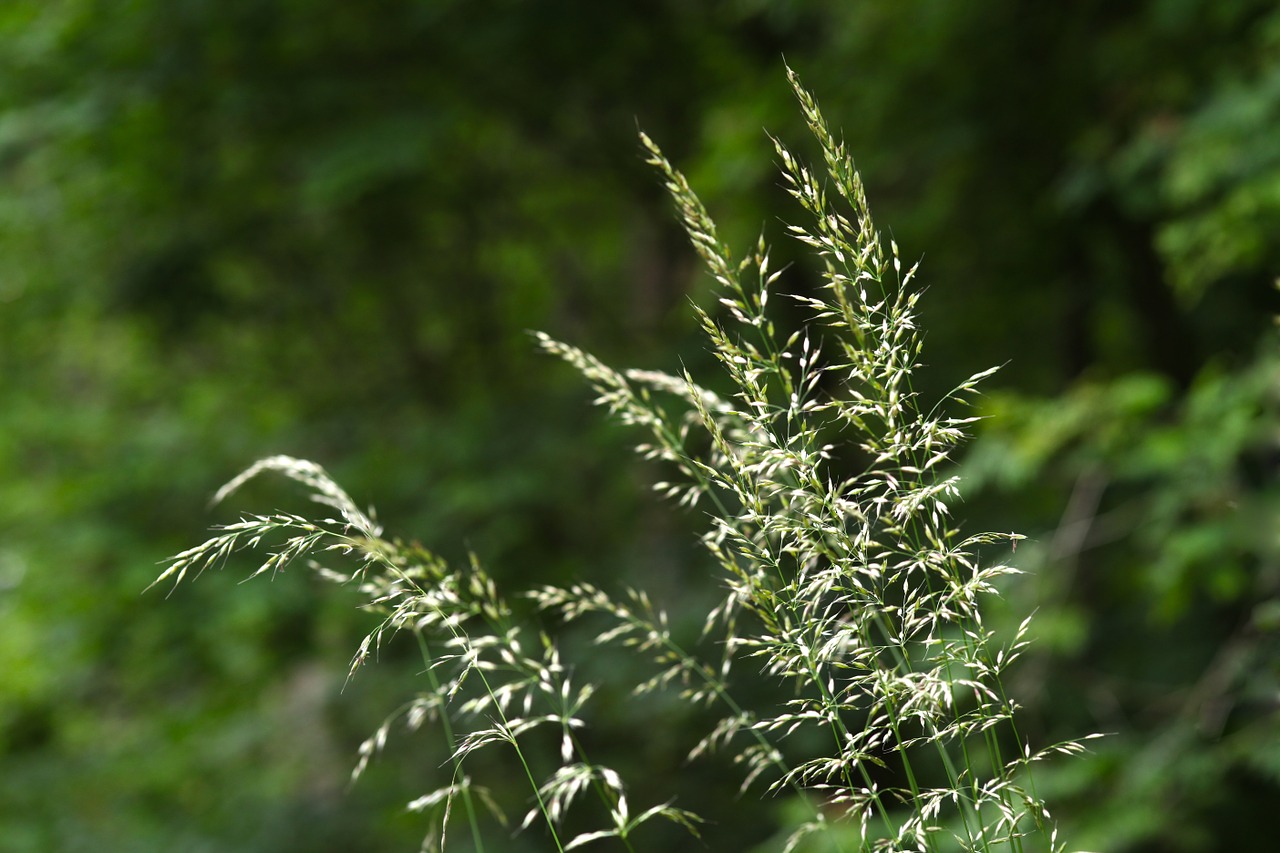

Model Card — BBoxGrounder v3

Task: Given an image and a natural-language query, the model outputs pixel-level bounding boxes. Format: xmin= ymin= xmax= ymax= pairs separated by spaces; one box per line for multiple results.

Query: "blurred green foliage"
xmin=1 ymin=1 xmax=1277 ymax=850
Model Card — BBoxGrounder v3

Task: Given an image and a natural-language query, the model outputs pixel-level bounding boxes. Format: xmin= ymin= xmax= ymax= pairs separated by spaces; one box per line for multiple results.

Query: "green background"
xmin=2 ymin=1 xmax=1278 ymax=850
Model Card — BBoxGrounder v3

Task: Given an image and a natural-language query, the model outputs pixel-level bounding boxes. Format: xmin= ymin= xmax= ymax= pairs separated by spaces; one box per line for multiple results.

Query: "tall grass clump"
xmin=157 ymin=69 xmax=1091 ymax=852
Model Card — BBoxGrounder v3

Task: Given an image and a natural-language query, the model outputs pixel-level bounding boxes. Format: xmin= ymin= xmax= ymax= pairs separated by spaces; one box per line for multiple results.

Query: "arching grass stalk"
xmin=409 ymin=631 xmax=487 ymax=853
xmin=155 ymin=457 xmax=694 ymax=852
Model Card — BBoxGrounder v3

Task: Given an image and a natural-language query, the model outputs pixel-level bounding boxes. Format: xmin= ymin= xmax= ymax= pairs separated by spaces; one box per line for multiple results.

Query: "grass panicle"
xmin=159 ymin=70 xmax=1090 ymax=852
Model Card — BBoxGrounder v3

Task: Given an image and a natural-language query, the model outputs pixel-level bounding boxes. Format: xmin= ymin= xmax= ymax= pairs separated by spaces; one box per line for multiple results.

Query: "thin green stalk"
xmin=413 ymin=631 xmax=486 ymax=853
xmin=856 ymin=523 xmax=994 ymax=851
xmin=799 ymin=648 xmax=903 ymax=850
xmin=462 ymin=656 xmax=566 ymax=853
xmin=380 ymin=561 xmax=568 ymax=853
xmin=562 ymin=729 xmax=638 ymax=853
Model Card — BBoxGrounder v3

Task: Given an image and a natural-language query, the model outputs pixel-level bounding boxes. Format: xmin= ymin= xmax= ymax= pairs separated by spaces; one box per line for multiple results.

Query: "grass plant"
xmin=157 ymin=69 xmax=1090 ymax=852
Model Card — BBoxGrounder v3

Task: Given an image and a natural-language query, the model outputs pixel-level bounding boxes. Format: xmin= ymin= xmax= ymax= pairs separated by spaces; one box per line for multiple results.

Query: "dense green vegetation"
xmin=3 ymin=2 xmax=1278 ymax=850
